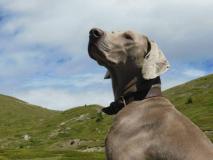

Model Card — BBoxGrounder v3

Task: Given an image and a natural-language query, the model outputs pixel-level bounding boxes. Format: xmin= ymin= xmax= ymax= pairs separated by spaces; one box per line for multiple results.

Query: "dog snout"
xmin=89 ymin=28 xmax=104 ymax=40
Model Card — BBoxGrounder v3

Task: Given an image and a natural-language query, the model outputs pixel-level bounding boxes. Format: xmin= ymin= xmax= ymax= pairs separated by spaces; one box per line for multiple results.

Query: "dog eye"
xmin=123 ymin=33 xmax=134 ymax=40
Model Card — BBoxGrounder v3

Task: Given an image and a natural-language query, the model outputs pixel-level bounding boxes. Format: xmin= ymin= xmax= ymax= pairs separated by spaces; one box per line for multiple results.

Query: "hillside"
xmin=0 ymin=94 xmax=60 ymax=149
xmin=0 ymin=74 xmax=212 ymax=159
xmin=164 ymin=74 xmax=213 ymax=140
xmin=52 ymin=74 xmax=213 ymax=148
xmin=0 ymin=94 xmax=110 ymax=159
xmin=0 ymin=94 xmax=111 ymax=151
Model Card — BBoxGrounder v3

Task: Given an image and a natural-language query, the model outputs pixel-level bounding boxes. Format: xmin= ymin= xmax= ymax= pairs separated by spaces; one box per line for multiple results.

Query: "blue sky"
xmin=0 ymin=0 xmax=212 ymax=110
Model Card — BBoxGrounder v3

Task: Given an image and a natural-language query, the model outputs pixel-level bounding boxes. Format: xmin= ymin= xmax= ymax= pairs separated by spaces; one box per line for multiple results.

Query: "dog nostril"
xmin=93 ymin=30 xmax=101 ymax=37
xmin=90 ymin=28 xmax=104 ymax=38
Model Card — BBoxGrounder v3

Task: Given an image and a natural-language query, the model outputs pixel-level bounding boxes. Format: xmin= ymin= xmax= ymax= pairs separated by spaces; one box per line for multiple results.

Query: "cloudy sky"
xmin=0 ymin=0 xmax=212 ymax=110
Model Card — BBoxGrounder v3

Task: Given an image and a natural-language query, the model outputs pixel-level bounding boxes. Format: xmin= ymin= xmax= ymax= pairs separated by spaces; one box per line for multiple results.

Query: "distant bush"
xmin=186 ymin=96 xmax=193 ymax=104
xmin=96 ymin=112 xmax=103 ymax=122
xmin=19 ymin=144 xmax=24 ymax=149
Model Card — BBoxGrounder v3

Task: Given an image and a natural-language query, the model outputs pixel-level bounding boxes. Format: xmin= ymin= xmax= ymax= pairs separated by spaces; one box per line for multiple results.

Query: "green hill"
xmin=0 ymin=94 xmax=109 ymax=159
xmin=163 ymin=74 xmax=213 ymax=141
xmin=0 ymin=94 xmax=60 ymax=149
xmin=0 ymin=74 xmax=212 ymax=159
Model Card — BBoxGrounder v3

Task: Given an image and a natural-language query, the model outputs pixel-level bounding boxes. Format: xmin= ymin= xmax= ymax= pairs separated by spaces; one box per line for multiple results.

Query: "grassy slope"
xmin=0 ymin=93 xmax=112 ymax=150
xmin=0 ymin=74 xmax=212 ymax=159
xmin=0 ymin=94 xmax=60 ymax=148
xmin=163 ymin=74 xmax=213 ymax=140
xmin=54 ymin=74 xmax=213 ymax=147
xmin=39 ymin=105 xmax=112 ymax=150
xmin=0 ymin=97 xmax=108 ymax=159
xmin=0 ymin=149 xmax=104 ymax=160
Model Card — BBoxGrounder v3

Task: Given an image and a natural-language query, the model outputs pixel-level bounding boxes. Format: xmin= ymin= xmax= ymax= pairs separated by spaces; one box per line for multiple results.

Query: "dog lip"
xmin=88 ymin=42 xmax=94 ymax=56
xmin=88 ymin=42 xmax=106 ymax=63
xmin=88 ymin=40 xmax=96 ymax=52
xmin=89 ymin=35 xmax=99 ymax=46
xmin=89 ymin=35 xmax=95 ymax=40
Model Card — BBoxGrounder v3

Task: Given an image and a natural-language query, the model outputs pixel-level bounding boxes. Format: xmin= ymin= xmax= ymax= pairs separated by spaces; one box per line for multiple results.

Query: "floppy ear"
xmin=142 ymin=40 xmax=170 ymax=80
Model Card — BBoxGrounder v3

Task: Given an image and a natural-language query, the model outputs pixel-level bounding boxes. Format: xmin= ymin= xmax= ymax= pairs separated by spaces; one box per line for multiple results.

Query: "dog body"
xmin=106 ymin=97 xmax=213 ymax=160
xmin=88 ymin=28 xmax=213 ymax=160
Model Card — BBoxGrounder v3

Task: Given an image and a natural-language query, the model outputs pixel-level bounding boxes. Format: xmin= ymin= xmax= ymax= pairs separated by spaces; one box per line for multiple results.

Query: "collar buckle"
xmin=120 ymin=96 xmax=127 ymax=107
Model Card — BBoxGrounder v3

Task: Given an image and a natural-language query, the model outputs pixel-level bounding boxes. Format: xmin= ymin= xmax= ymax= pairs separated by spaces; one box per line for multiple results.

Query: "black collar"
xmin=102 ymin=76 xmax=162 ymax=115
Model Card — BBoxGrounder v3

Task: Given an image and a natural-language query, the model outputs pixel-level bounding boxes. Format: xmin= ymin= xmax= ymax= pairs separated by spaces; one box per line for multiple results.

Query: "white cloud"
xmin=22 ymin=73 xmax=110 ymax=88
xmin=0 ymin=0 xmax=212 ymax=110
xmin=162 ymin=76 xmax=190 ymax=90
xmin=13 ymin=88 xmax=113 ymax=110
xmin=161 ymin=67 xmax=208 ymax=90
xmin=0 ymin=51 xmax=45 ymax=77
xmin=183 ymin=69 xmax=206 ymax=77
xmin=1 ymin=0 xmax=213 ymax=57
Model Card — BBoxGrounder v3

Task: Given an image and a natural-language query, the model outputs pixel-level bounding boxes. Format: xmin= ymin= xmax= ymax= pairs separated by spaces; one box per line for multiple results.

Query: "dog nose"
xmin=89 ymin=28 xmax=104 ymax=39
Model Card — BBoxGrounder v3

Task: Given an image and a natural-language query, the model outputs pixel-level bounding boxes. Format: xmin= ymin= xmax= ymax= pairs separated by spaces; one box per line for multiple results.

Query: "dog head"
xmin=88 ymin=28 xmax=170 ymax=80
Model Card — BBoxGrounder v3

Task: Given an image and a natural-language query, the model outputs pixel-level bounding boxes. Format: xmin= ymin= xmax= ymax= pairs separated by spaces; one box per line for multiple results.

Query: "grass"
xmin=164 ymin=74 xmax=213 ymax=140
xmin=0 ymin=74 xmax=212 ymax=159
xmin=0 ymin=149 xmax=105 ymax=160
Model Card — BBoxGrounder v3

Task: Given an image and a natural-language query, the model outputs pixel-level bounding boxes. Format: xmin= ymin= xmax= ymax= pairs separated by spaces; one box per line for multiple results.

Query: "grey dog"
xmin=88 ymin=28 xmax=213 ymax=160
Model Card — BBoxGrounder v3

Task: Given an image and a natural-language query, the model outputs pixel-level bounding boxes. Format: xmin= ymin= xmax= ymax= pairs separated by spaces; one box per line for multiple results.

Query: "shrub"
xmin=186 ymin=96 xmax=193 ymax=104
xmin=96 ymin=112 xmax=103 ymax=122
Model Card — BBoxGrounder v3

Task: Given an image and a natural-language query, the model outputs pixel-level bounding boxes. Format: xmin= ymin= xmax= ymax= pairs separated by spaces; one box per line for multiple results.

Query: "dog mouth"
xmin=88 ymin=41 xmax=106 ymax=64
xmin=88 ymin=29 xmax=112 ymax=65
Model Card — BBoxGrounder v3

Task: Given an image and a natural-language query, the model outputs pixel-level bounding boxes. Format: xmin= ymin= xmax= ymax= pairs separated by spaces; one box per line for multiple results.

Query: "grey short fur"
xmin=88 ymin=28 xmax=213 ymax=160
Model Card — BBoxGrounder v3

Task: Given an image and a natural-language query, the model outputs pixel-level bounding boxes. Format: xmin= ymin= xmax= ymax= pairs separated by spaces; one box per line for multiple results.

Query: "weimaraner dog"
xmin=88 ymin=28 xmax=213 ymax=160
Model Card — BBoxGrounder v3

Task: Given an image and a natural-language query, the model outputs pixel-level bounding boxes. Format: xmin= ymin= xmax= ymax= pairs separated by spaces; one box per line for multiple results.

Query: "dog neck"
xmin=108 ymin=62 xmax=141 ymax=100
xmin=103 ymin=66 xmax=162 ymax=115
xmin=108 ymin=65 xmax=162 ymax=103
xmin=102 ymin=69 xmax=162 ymax=115
xmin=119 ymin=76 xmax=162 ymax=105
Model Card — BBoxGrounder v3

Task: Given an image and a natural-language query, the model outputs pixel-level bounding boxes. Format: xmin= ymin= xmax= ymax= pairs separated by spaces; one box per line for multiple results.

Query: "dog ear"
xmin=142 ymin=40 xmax=170 ymax=80
xmin=104 ymin=70 xmax=111 ymax=79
